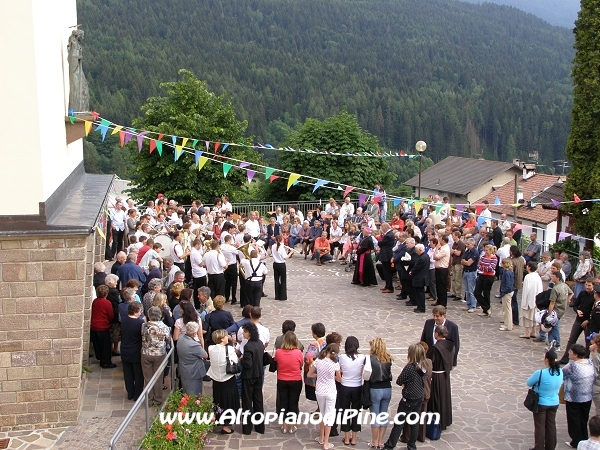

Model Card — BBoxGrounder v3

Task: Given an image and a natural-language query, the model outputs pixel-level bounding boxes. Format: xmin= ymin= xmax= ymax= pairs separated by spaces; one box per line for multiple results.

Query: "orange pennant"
xmin=574 ymin=193 xmax=581 ymax=203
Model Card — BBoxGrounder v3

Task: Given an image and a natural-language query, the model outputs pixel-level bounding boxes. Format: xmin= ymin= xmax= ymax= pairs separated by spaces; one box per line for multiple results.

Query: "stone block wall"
xmin=0 ymin=232 xmax=102 ymax=431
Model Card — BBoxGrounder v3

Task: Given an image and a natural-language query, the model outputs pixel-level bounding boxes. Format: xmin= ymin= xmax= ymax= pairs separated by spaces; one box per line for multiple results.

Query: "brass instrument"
xmin=237 ymin=242 xmax=252 ymax=277
xmin=204 ymin=239 xmax=213 ymax=253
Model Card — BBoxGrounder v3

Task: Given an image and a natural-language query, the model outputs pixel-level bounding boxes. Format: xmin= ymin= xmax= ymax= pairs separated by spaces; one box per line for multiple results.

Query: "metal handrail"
xmin=108 ymin=346 xmax=176 ymax=449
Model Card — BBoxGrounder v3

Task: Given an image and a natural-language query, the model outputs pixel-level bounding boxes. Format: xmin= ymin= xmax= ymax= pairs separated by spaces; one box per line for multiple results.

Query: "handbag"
xmin=426 ymin=420 xmax=441 ymax=440
xmin=268 ymin=349 xmax=278 ymax=373
xmin=225 ymin=345 xmax=241 ymax=375
xmin=524 ymin=370 xmax=543 ymax=412
xmin=361 ymin=380 xmax=372 ymax=409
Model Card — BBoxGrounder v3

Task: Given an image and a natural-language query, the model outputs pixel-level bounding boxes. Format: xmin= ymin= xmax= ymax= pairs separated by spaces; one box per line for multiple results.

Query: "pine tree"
xmin=564 ymin=0 xmax=600 ymax=240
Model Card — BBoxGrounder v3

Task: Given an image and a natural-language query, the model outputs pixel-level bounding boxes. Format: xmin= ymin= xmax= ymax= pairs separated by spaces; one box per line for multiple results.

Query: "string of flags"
xmin=73 ymin=114 xmax=598 ymax=243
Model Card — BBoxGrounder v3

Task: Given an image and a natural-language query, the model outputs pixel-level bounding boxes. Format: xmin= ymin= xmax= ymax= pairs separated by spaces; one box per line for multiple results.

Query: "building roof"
xmin=473 ymin=173 xmax=561 ymax=225
xmin=530 ymin=181 xmax=566 ymax=211
xmin=404 ymin=156 xmax=517 ymax=195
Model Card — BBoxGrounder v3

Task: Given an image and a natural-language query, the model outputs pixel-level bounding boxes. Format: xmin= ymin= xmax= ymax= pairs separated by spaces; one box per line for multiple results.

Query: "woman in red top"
xmin=90 ymin=285 xmax=116 ymax=368
xmin=474 ymin=244 xmax=498 ymax=317
xmin=273 ymin=331 xmax=304 ymax=434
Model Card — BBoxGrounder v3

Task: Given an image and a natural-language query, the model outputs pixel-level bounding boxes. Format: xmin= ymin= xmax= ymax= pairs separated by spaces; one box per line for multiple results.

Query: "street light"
xmin=415 ymin=140 xmax=427 ymax=199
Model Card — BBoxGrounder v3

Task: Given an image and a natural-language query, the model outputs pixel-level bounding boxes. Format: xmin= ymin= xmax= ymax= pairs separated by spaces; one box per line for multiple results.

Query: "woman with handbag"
xmin=273 ymin=331 xmax=304 ymax=434
xmin=526 ymin=349 xmax=563 ymax=450
xmin=338 ymin=336 xmax=367 ymax=446
xmin=240 ymin=323 xmax=265 ymax=435
xmin=367 ymin=337 xmax=394 ymax=449
xmin=207 ymin=329 xmax=239 ymax=435
xmin=562 ymin=344 xmax=595 ymax=448
xmin=177 ymin=321 xmax=208 ymax=396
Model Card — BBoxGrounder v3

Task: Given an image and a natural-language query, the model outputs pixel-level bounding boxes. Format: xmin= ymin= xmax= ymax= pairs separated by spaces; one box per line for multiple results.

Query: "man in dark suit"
xmin=393 ymin=232 xmax=407 ymax=299
xmin=410 ymin=243 xmax=430 ymax=313
xmin=420 ymin=305 xmax=461 ymax=367
xmin=397 ymin=238 xmax=416 ymax=305
xmin=378 ymin=223 xmax=396 ymax=293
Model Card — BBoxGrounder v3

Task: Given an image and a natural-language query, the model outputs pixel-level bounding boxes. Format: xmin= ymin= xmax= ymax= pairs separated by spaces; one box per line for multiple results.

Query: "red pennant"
xmin=90 ymin=111 xmax=100 ymax=120
xmin=475 ymin=204 xmax=484 ymax=215
xmin=343 ymin=186 xmax=355 ymax=198
xmin=574 ymin=193 xmax=581 ymax=203
xmin=374 ymin=196 xmax=382 ymax=203
xmin=119 ymin=130 xmax=125 ymax=147
xmin=269 ymin=175 xmax=280 ymax=183
xmin=149 ymin=139 xmax=156 ymax=153
xmin=158 ymin=133 xmax=164 ymax=141
xmin=214 ymin=142 xmax=220 ymax=153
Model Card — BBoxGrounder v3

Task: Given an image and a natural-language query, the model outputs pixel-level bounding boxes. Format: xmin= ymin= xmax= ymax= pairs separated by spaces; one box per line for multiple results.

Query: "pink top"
xmin=314 ymin=358 xmax=340 ymax=397
xmin=274 ymin=349 xmax=303 ymax=381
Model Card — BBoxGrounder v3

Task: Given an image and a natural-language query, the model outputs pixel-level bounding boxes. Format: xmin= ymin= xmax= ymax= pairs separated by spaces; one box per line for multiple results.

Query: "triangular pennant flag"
xmin=269 ymin=175 xmax=280 ymax=183
xmin=374 ymin=196 xmax=382 ymax=203
xmin=198 ymin=156 xmax=209 ymax=170
xmin=171 ymin=135 xmax=177 ymax=147
xmin=393 ymin=199 xmax=400 ymax=207
xmin=414 ymin=201 xmax=422 ymax=213
xmin=111 ymin=125 xmax=123 ymax=135
xmin=95 ymin=223 xmax=105 ymax=241
xmin=239 ymin=162 xmax=250 ymax=169
xmin=358 ymin=193 xmax=368 ymax=206
xmin=265 ymin=168 xmax=276 ymax=180
xmin=456 ymin=204 xmax=464 ymax=212
xmin=84 ymin=121 xmax=92 ymax=136
xmin=435 ymin=204 xmax=442 ymax=213
xmin=223 ymin=163 xmax=233 ymax=177
xmin=90 ymin=111 xmax=100 ymax=120
xmin=494 ymin=196 xmax=501 ymax=205
xmin=477 ymin=216 xmax=487 ymax=228
xmin=343 ymin=186 xmax=355 ymax=198
xmin=149 ymin=139 xmax=157 ymax=154
xmin=475 ymin=204 xmax=484 ymax=215
xmin=124 ymin=129 xmax=134 ymax=144
xmin=214 ymin=142 xmax=220 ymax=153
xmin=69 ymin=116 xmax=76 ymax=124
xmin=96 ymin=119 xmax=111 ymax=141
xmin=247 ymin=170 xmax=256 ymax=183
xmin=192 ymin=139 xmax=198 ymax=149
xmin=558 ymin=232 xmax=572 ymax=242
xmin=312 ymin=179 xmax=329 ymax=193
xmin=513 ymin=223 xmax=524 ymax=232
xmin=551 ymin=199 xmax=561 ymax=207
xmin=407 ymin=200 xmax=414 ymax=205
xmin=68 ymin=108 xmax=75 ymax=116
xmin=287 ymin=173 xmax=301 ymax=190
xmin=205 ymin=141 xmax=210 ymax=151
xmin=158 ymin=133 xmax=164 ymax=141
xmin=221 ymin=143 xmax=229 ymax=153
xmin=137 ymin=131 xmax=149 ymax=152
xmin=174 ymin=145 xmax=184 ymax=162
xmin=119 ymin=130 xmax=125 ymax=147
xmin=194 ymin=151 xmax=203 ymax=167
xmin=156 ymin=140 xmax=163 ymax=156
xmin=181 ymin=138 xmax=188 ymax=148
xmin=574 ymin=193 xmax=581 ymax=203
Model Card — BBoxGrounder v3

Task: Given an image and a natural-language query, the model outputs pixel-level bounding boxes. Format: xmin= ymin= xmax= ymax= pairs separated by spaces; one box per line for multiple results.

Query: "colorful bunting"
xmin=239 ymin=162 xmax=251 ymax=169
xmin=192 ymin=139 xmax=198 ymax=149
xmin=574 ymin=193 xmax=581 ymax=203
xmin=414 ymin=201 xmax=421 ymax=213
xmin=124 ymin=129 xmax=135 ymax=145
xmin=95 ymin=119 xmax=111 ymax=141
xmin=119 ymin=130 xmax=125 ymax=147
xmin=136 ymin=131 xmax=149 ymax=152
xmin=95 ymin=223 xmax=105 ymax=240
xmin=214 ymin=142 xmax=220 ymax=153
xmin=68 ymin=116 xmax=76 ymax=124
xmin=269 ymin=175 xmax=280 ymax=183
xmin=513 ymin=223 xmax=524 ymax=232
xmin=111 ymin=125 xmax=123 ymax=135
xmin=494 ymin=196 xmax=501 ymax=205
xmin=155 ymin=140 xmax=163 ymax=156
xmin=475 ymin=204 xmax=484 ymax=215
xmin=287 ymin=173 xmax=301 ymax=191
xmin=358 ymin=194 xmax=368 ymax=206
xmin=558 ymin=232 xmax=572 ymax=242
xmin=84 ymin=121 xmax=92 ymax=136
xmin=393 ymin=199 xmax=401 ymax=207
xmin=551 ymin=199 xmax=561 ymax=207
xmin=343 ymin=186 xmax=355 ymax=198
xmin=171 ymin=135 xmax=177 ymax=147
xmin=174 ymin=145 xmax=184 ymax=162
xmin=223 ymin=163 xmax=233 ymax=177
xmin=222 ymin=144 xmax=229 ymax=153
xmin=374 ymin=196 xmax=382 ymax=204
xmin=194 ymin=151 xmax=203 ymax=167
xmin=247 ymin=170 xmax=256 ymax=183
xmin=149 ymin=139 xmax=157 ymax=154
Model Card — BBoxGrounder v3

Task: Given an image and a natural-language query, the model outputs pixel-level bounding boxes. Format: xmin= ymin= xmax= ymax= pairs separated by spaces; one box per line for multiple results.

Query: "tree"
xmin=126 ymin=70 xmax=261 ymax=204
xmin=260 ymin=109 xmax=395 ymax=201
xmin=564 ymin=0 xmax=600 ymax=240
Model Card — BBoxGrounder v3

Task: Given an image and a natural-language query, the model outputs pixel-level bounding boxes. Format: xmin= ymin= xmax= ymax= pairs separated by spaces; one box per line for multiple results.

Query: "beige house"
xmin=404 ymin=156 xmax=523 ymax=204
xmin=0 ymin=1 xmax=112 ymax=432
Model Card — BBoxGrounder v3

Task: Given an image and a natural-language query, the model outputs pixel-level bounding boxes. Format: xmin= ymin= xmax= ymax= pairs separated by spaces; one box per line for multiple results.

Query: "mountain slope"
xmin=78 ymin=0 xmax=574 ymax=166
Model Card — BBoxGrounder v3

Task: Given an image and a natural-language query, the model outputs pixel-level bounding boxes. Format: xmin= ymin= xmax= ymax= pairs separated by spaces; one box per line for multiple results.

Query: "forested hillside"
xmin=78 ymin=0 xmax=574 ymax=171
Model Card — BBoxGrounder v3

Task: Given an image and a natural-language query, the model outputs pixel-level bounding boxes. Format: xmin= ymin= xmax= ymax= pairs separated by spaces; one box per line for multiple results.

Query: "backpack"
xmin=535 ymin=289 xmax=552 ymax=310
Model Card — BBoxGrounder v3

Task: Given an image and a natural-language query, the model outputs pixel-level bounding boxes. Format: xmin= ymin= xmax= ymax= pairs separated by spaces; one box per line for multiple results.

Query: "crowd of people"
xmin=91 ymin=190 xmax=600 ymax=449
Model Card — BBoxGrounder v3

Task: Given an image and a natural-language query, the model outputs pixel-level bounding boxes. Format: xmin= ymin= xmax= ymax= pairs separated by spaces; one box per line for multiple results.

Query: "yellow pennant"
xmin=96 ymin=223 xmax=106 ymax=240
xmin=84 ymin=121 xmax=92 ymax=136
xmin=111 ymin=125 xmax=123 ymax=135
xmin=198 ymin=156 xmax=209 ymax=170
xmin=287 ymin=173 xmax=301 ymax=191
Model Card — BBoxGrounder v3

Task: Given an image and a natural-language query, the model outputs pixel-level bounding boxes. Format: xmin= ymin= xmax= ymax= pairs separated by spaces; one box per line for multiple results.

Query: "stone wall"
xmin=0 ymin=232 xmax=102 ymax=431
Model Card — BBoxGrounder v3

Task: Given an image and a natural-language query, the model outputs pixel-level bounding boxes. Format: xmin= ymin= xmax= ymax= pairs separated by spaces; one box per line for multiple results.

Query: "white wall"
xmin=0 ymin=0 xmax=82 ymax=215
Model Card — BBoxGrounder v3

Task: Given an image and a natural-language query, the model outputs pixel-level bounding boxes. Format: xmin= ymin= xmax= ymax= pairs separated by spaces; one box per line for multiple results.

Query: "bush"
xmin=140 ymin=390 xmax=215 ymax=449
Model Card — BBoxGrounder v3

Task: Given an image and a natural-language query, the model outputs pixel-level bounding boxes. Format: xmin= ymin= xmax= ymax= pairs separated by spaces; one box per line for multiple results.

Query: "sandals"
xmin=289 ymin=426 xmax=297 ymax=434
xmin=367 ymin=443 xmax=379 ymax=449
xmin=316 ymin=437 xmax=324 ymax=445
xmin=323 ymin=445 xmax=335 ymax=450
xmin=281 ymin=426 xmax=287 ymax=434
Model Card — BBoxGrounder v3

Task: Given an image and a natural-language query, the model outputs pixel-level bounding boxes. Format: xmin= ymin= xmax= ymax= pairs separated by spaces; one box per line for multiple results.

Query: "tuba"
xmin=203 ymin=239 xmax=213 ymax=253
xmin=237 ymin=242 xmax=252 ymax=277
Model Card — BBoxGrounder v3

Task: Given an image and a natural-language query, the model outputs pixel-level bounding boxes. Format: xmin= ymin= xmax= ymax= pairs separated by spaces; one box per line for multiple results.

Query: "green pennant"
xmin=223 ymin=163 xmax=233 ymax=177
xmin=156 ymin=141 xmax=163 ymax=156
xmin=265 ymin=168 xmax=275 ymax=180
xmin=69 ymin=116 xmax=76 ymax=124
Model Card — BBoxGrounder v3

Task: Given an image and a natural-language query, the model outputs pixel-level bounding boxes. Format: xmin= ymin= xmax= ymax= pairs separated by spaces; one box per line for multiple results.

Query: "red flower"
xmin=164 ymin=424 xmax=173 ymax=432
xmin=166 ymin=431 xmax=177 ymax=441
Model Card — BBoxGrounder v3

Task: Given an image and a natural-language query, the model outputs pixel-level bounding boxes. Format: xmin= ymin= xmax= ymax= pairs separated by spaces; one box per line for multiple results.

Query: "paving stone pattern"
xmin=24 ymin=255 xmax=581 ymax=448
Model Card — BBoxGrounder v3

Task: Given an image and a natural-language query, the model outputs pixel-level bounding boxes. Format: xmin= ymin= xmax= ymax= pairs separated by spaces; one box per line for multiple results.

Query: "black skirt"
xmin=213 ymin=376 xmax=240 ymax=424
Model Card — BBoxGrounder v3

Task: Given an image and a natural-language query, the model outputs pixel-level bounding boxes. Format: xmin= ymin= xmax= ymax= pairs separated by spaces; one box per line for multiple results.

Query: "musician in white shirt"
xmin=189 ymin=239 xmax=207 ymax=305
xmin=202 ymin=240 xmax=227 ymax=298
xmin=221 ymin=235 xmax=241 ymax=305
xmin=271 ymin=235 xmax=294 ymax=301
xmin=170 ymin=231 xmax=188 ymax=272
xmin=240 ymin=250 xmax=268 ymax=307
xmin=245 ymin=211 xmax=261 ymax=239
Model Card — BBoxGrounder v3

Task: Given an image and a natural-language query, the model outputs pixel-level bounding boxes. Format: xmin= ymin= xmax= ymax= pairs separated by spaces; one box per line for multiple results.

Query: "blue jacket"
xmin=499 ymin=269 xmax=515 ymax=297
xmin=117 ymin=261 xmax=146 ymax=295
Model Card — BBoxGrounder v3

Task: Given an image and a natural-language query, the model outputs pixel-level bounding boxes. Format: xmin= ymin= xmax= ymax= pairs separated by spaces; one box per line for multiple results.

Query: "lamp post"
xmin=415 ymin=141 xmax=427 ymax=199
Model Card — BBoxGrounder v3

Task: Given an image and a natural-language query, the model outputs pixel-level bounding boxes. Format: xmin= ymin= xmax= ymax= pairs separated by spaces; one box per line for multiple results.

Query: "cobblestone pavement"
xmin=20 ymin=255 xmax=581 ymax=449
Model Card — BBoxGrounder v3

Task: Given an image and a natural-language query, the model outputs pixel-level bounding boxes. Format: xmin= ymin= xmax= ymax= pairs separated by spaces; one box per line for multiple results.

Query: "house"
xmin=473 ymin=171 xmax=567 ymax=246
xmin=530 ymin=181 xmax=571 ymax=243
xmin=404 ymin=156 xmax=522 ymax=204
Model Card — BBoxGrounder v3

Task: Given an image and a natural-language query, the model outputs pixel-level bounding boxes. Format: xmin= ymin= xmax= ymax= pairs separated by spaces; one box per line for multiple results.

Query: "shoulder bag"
xmin=225 ymin=345 xmax=241 ymax=375
xmin=524 ymin=370 xmax=543 ymax=412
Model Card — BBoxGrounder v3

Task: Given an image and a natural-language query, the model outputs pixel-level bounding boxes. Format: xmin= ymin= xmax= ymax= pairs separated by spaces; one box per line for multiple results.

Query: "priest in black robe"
xmin=426 ymin=325 xmax=455 ymax=431
xmin=352 ymin=227 xmax=377 ymax=286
